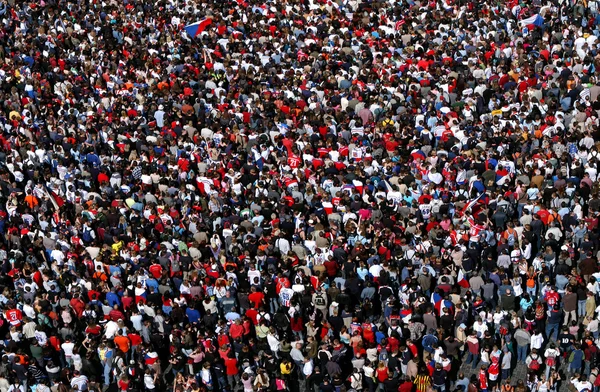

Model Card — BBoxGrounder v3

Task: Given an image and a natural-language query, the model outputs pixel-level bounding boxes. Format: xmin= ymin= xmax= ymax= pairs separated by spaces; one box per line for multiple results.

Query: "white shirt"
xmin=62 ymin=342 xmax=75 ymax=357
xmin=576 ymin=381 xmax=592 ymax=392
xmin=267 ymin=334 xmax=280 ymax=352
xmin=303 ymin=360 xmax=314 ymax=377
xmin=144 ymin=374 xmax=156 ymax=389
xmin=531 ymin=333 xmax=544 ymax=350
xmin=70 ymin=374 xmax=88 ymax=391
xmin=130 ymin=314 xmax=143 ymax=331
xmin=104 ymin=320 xmax=119 ymax=339
xmin=369 ymin=264 xmax=383 ymax=278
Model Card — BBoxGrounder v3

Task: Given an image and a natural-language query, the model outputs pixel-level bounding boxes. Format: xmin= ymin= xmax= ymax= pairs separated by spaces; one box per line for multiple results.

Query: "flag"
xmin=519 ymin=14 xmax=544 ymax=27
xmin=511 ymin=5 xmax=521 ymax=17
xmin=184 ymin=18 xmax=212 ymax=38
xmin=461 ymin=192 xmax=484 ymax=215
xmin=43 ymin=185 xmax=60 ymax=210
xmin=144 ymin=352 xmax=159 ymax=365
xmin=410 ymin=149 xmax=427 ymax=161
xmin=353 ymin=180 xmax=364 ymax=194
xmin=196 ymin=177 xmax=213 ymax=194
xmin=458 ymin=269 xmax=470 ymax=288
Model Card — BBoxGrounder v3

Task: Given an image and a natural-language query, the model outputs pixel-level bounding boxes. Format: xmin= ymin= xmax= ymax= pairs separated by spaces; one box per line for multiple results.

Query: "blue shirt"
xmin=186 ymin=308 xmax=201 ymax=324
xmin=225 ymin=312 xmax=241 ymax=322
xmin=106 ymin=292 xmax=121 ymax=307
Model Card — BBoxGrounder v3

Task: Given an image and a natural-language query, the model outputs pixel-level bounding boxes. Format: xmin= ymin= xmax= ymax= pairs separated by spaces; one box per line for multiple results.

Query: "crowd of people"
xmin=2 ymin=0 xmax=600 ymax=391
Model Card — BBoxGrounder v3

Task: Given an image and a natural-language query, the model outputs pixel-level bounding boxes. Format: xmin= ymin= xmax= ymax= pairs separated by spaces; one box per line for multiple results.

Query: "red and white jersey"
xmin=467 ymin=217 xmax=486 ymax=241
xmin=287 ymin=154 xmax=301 ymax=169
xmin=5 ymin=308 xmax=22 ymax=326
xmin=279 ymin=288 xmax=294 ymax=307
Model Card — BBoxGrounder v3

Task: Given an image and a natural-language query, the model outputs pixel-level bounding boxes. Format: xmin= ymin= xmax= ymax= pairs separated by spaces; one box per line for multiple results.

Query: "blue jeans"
xmin=579 ymin=300 xmax=587 ymax=317
xmin=517 ymin=345 xmax=528 ymax=362
xmin=103 ymin=363 xmax=111 ymax=385
xmin=527 ymin=286 xmax=537 ymax=298
xmin=434 ymin=385 xmax=446 ymax=392
xmin=501 ymin=369 xmax=510 ymax=381
xmin=466 ymin=352 xmax=479 ymax=369
xmin=546 ymin=323 xmax=559 ymax=341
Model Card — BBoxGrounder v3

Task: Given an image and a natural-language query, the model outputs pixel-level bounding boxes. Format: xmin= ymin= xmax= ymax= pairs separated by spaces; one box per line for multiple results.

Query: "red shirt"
xmin=246 ymin=308 xmax=259 ymax=324
xmin=118 ymin=379 xmax=129 ymax=392
xmin=5 ymin=309 xmax=22 ymax=326
xmin=109 ymin=309 xmax=125 ymax=322
xmin=224 ymin=358 xmax=238 ymax=376
xmin=49 ymin=336 xmax=61 ymax=351
xmin=122 ymin=296 xmax=134 ymax=310
xmin=86 ymin=325 xmax=102 ymax=336
xmin=149 ymin=264 xmax=163 ymax=279
xmin=230 ymin=324 xmax=244 ymax=339
xmin=399 ymin=381 xmax=414 ymax=392
xmin=248 ymin=292 xmax=265 ymax=309
xmin=97 ymin=172 xmax=109 ymax=184
xmin=323 ymin=260 xmax=338 ymax=277
xmin=70 ymin=298 xmax=85 ymax=318
xmin=128 ymin=333 xmax=143 ymax=346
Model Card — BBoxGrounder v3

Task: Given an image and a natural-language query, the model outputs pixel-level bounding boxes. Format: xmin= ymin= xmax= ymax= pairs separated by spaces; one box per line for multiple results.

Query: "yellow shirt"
xmin=280 ymin=363 xmax=292 ymax=375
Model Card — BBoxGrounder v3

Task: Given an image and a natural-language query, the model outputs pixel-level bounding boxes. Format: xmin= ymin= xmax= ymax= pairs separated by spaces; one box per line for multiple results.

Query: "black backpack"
xmin=314 ymin=293 xmax=326 ymax=307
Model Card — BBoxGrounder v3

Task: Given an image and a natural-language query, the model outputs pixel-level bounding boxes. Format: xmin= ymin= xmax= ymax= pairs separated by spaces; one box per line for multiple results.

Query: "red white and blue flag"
xmin=457 ymin=269 xmax=470 ymax=288
xmin=184 ymin=18 xmax=212 ymax=38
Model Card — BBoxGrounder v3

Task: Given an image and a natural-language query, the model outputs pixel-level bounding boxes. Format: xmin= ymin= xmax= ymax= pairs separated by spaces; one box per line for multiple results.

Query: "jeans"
xmin=570 ymin=364 xmax=581 ymax=375
xmin=434 ymin=384 xmax=446 ymax=392
xmin=517 ymin=345 xmax=528 ymax=362
xmin=270 ymin=297 xmax=279 ymax=314
xmin=501 ymin=369 xmax=510 ymax=381
xmin=466 ymin=352 xmax=480 ymax=369
xmin=579 ymin=300 xmax=587 ymax=317
xmin=103 ymin=363 xmax=112 ymax=385
xmin=546 ymin=323 xmax=559 ymax=341
xmin=527 ymin=286 xmax=537 ymax=298
xmin=227 ymin=374 xmax=240 ymax=390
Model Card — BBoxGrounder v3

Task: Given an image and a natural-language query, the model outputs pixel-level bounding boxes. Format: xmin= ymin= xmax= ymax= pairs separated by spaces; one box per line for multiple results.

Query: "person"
xmin=414 ymin=371 xmax=432 ymax=392
xmin=0 ymin=0 xmax=599 ymax=391
xmin=432 ymin=363 xmax=447 ymax=392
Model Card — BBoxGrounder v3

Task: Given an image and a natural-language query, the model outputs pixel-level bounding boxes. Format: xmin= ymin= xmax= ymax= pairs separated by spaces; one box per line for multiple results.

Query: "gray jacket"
xmin=514 ymin=328 xmax=531 ymax=347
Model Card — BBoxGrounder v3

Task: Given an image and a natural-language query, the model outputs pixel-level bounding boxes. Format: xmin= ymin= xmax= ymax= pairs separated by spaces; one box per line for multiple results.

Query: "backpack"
xmin=529 ymin=356 xmax=540 ymax=371
xmin=497 ymin=203 xmax=514 ymax=218
xmin=440 ymin=191 xmax=451 ymax=203
xmin=82 ymin=227 xmax=93 ymax=243
xmin=527 ymin=275 xmax=536 ymax=288
xmin=505 ymin=229 xmax=516 ymax=247
xmin=314 ymin=294 xmax=326 ymax=307
xmin=499 ymin=325 xmax=508 ymax=336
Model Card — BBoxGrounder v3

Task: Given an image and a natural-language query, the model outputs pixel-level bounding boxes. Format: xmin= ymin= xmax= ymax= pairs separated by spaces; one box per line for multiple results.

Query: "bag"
xmin=545 ymin=356 xmax=556 ymax=367
xmin=527 ymin=276 xmax=536 ymax=288
xmin=499 ymin=326 xmax=508 ymax=336
xmin=82 ymin=228 xmax=93 ymax=243
xmin=569 ymin=351 xmax=576 ymax=363
xmin=529 ymin=356 xmax=540 ymax=371
xmin=314 ymin=294 xmax=326 ymax=307
xmin=506 ymin=229 xmax=516 ymax=246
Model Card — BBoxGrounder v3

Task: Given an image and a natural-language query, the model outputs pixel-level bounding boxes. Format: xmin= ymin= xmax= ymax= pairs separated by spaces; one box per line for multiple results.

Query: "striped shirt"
xmin=414 ymin=375 xmax=431 ymax=392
